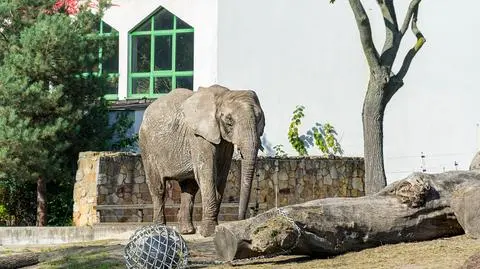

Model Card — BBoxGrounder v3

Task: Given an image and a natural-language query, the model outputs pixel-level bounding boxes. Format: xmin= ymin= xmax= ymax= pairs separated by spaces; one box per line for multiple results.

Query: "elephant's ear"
xmin=182 ymin=89 xmax=221 ymax=144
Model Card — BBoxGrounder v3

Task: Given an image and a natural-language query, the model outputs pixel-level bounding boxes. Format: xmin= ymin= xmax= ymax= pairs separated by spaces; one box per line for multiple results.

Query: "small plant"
xmin=311 ymin=123 xmax=344 ymax=157
xmin=288 ymin=105 xmax=308 ymax=156
xmin=273 ymin=144 xmax=287 ymax=158
xmin=287 ymin=105 xmax=343 ymax=157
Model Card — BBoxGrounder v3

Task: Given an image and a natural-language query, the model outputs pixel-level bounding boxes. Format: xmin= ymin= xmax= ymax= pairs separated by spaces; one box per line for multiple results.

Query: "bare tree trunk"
xmin=362 ymin=72 xmax=389 ymax=194
xmin=36 ymin=176 xmax=46 ymax=226
xmin=345 ymin=0 xmax=425 ymax=195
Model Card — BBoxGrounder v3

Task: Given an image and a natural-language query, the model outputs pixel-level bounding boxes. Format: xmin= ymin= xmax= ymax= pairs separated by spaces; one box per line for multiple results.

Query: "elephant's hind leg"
xmin=177 ymin=178 xmax=199 ymax=234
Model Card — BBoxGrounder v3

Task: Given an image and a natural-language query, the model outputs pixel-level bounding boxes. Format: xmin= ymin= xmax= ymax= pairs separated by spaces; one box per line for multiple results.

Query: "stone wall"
xmin=73 ymin=152 xmax=365 ymax=226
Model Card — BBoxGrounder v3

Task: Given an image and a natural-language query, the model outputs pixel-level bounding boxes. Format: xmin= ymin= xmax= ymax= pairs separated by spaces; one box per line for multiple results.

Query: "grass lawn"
xmin=0 ymin=235 xmax=479 ymax=268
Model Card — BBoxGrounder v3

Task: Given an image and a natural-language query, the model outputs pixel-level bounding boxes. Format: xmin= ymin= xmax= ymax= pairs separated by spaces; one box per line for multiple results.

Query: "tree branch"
xmin=0 ymin=31 xmax=8 ymax=43
xmin=348 ymin=0 xmax=381 ymax=71
xmin=396 ymin=4 xmax=425 ymax=81
xmin=400 ymin=0 xmax=422 ymax=36
xmin=379 ymin=0 xmax=400 ymax=68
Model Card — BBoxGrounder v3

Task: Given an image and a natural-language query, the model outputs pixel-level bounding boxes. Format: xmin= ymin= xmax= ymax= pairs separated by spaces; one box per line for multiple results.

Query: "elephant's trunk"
xmin=238 ymin=135 xmax=259 ymax=220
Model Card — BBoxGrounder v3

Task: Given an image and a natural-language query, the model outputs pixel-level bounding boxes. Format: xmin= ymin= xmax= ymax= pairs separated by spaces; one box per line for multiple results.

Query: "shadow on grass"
xmin=39 ymin=245 xmax=125 ymax=269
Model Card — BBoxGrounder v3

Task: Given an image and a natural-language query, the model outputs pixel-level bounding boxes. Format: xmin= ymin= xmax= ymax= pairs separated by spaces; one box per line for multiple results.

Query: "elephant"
xmin=138 ymin=84 xmax=265 ymax=237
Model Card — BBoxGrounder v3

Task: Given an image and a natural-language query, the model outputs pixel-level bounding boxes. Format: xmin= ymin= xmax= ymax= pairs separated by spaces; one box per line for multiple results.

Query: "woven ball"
xmin=124 ymin=224 xmax=189 ymax=269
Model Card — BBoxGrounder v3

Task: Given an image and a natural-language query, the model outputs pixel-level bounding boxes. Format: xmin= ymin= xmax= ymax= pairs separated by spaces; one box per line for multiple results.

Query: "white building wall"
xmin=217 ymin=0 xmax=480 ymax=182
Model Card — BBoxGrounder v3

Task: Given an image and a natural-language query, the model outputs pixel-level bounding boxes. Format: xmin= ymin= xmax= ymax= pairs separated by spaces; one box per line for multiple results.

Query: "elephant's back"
xmin=144 ymin=88 xmax=193 ymax=117
xmin=141 ymin=89 xmax=193 ymax=129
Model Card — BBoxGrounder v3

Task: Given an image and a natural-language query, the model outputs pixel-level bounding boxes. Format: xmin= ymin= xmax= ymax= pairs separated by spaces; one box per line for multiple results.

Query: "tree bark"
xmin=36 ymin=176 xmax=46 ymax=226
xmin=0 ymin=253 xmax=39 ymax=269
xmin=214 ymin=171 xmax=480 ymax=261
xmin=362 ymin=69 xmax=390 ymax=194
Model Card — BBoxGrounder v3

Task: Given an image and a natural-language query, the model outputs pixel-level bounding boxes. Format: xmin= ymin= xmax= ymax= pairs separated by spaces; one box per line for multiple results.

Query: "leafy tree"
xmin=0 ymin=0 xmax=127 ymax=226
xmin=330 ymin=0 xmax=426 ymax=194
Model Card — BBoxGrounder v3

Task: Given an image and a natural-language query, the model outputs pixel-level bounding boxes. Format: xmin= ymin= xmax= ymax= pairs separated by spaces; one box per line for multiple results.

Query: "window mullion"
xmin=128 ymin=35 xmax=131 ymax=96
xmin=150 ymin=16 xmax=155 ymax=97
xmin=172 ymin=16 xmax=177 ymax=89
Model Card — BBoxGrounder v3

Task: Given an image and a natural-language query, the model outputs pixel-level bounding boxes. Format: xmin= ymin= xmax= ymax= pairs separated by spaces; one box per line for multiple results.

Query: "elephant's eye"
xmin=225 ymin=115 xmax=234 ymax=126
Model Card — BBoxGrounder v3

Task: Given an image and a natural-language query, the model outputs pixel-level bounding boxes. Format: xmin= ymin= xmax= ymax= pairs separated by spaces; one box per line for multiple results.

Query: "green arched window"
xmin=99 ymin=21 xmax=119 ymax=99
xmin=129 ymin=7 xmax=194 ymax=98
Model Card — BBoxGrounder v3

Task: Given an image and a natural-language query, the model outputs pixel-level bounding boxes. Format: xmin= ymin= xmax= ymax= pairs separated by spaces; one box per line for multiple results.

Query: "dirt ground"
xmin=1 ymin=234 xmax=479 ymax=269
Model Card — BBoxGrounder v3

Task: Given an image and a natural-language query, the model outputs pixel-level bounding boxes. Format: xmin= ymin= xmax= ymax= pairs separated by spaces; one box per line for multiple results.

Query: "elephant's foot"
xmin=199 ymin=220 xmax=218 ymax=237
xmin=179 ymin=222 xmax=196 ymax=235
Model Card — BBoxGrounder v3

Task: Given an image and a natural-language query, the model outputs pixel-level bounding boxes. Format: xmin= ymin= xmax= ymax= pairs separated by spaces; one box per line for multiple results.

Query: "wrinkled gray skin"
xmin=139 ymin=85 xmax=265 ymax=237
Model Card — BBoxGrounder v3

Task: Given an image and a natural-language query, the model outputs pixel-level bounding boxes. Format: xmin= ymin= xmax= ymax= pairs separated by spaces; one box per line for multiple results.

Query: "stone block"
xmin=352 ymin=177 xmax=364 ymax=192
xmin=98 ymin=186 xmax=108 ymax=195
xmin=116 ymin=173 xmax=126 ymax=185
xmin=330 ymin=166 xmax=338 ymax=179
xmin=351 ymin=189 xmax=359 ymax=197
xmin=278 ymin=171 xmax=288 ymax=182
xmin=139 ymin=183 xmax=150 ymax=193
xmin=324 ymin=175 xmax=332 ymax=185
xmin=134 ymin=175 xmax=145 ymax=184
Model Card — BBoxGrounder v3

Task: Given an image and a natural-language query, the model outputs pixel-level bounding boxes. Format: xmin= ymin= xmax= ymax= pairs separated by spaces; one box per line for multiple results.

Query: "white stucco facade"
xmin=103 ymin=0 xmax=480 ymax=183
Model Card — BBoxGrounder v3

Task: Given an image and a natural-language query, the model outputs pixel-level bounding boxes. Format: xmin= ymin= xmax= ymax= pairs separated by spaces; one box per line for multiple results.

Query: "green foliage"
xmin=273 ymin=144 xmax=288 ymax=158
xmin=0 ymin=0 xmax=124 ymax=225
xmin=288 ymin=105 xmax=308 ymax=156
xmin=0 ymin=178 xmax=36 ymax=225
xmin=287 ymin=105 xmax=343 ymax=157
xmin=311 ymin=123 xmax=344 ymax=157
xmin=0 ymin=204 xmax=10 ymax=225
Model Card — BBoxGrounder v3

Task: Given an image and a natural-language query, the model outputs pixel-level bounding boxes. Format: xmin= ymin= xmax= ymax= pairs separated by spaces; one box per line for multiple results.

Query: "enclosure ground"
xmin=0 ymin=235 xmax=479 ymax=268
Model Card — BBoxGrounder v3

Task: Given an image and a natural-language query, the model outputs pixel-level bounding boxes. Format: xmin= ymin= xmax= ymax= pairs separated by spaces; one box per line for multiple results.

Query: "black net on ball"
xmin=124 ymin=224 xmax=189 ymax=269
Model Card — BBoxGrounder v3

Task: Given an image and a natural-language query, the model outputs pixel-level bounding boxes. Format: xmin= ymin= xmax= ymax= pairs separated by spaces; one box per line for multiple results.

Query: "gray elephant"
xmin=139 ymin=84 xmax=265 ymax=237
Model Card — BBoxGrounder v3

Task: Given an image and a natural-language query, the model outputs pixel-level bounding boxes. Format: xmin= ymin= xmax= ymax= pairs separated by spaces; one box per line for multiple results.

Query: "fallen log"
xmin=0 ymin=252 xmax=39 ymax=269
xmin=214 ymin=171 xmax=480 ymax=261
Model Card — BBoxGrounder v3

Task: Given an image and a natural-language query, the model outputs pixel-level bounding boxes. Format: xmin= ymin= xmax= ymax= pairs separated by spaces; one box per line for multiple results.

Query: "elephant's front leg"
xmin=192 ymin=136 xmax=220 ymax=237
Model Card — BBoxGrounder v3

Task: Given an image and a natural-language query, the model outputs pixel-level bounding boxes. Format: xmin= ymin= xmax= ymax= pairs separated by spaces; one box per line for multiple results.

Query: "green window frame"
xmin=128 ymin=7 xmax=194 ymax=98
xmin=99 ymin=21 xmax=120 ymax=100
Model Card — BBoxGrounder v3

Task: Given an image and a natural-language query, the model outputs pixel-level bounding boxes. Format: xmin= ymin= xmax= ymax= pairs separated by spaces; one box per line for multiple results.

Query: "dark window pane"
xmin=93 ymin=19 xmax=101 ymax=33
xmin=102 ymin=21 xmax=113 ymax=33
xmin=132 ymin=36 xmax=150 ymax=72
xmin=132 ymin=77 xmax=150 ymax=94
xmin=103 ymin=38 xmax=119 ymax=73
xmin=176 ymin=17 xmax=192 ymax=29
xmin=153 ymin=77 xmax=172 ymax=94
xmin=154 ymin=35 xmax=172 ymax=70
xmin=176 ymin=32 xmax=194 ymax=71
xmin=136 ymin=18 xmax=151 ymax=32
xmin=92 ymin=63 xmax=99 ymax=73
xmin=154 ymin=8 xmax=174 ymax=30
xmin=106 ymin=76 xmax=119 ymax=95
xmin=176 ymin=76 xmax=193 ymax=90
